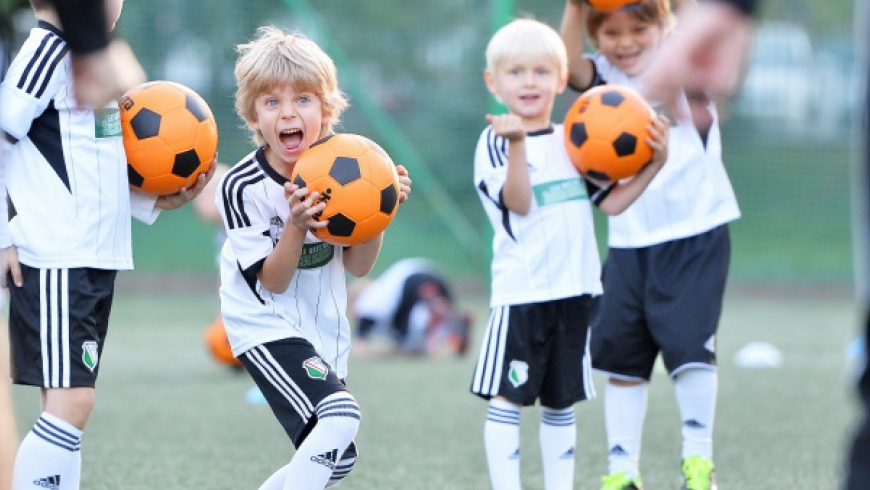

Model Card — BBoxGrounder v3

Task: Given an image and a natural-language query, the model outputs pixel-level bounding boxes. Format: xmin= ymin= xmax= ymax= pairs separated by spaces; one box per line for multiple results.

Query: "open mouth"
xmin=279 ymin=129 xmax=304 ymax=152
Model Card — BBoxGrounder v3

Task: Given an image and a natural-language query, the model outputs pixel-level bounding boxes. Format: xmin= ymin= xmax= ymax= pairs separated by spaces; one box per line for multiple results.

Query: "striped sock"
xmin=12 ymin=412 xmax=82 ymax=490
xmin=540 ymin=406 xmax=576 ymax=490
xmin=484 ymin=398 xmax=521 ymax=490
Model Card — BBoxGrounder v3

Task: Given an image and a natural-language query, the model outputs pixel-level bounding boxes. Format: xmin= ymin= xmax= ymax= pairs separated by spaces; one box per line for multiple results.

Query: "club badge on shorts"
xmin=303 ymin=357 xmax=328 ymax=380
xmin=82 ymin=341 xmax=99 ymax=372
xmin=508 ymin=360 xmax=528 ymax=388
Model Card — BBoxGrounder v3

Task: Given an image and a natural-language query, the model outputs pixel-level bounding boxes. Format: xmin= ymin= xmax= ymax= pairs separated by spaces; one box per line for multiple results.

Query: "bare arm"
xmin=344 ymin=234 xmax=384 ymax=278
xmin=487 ymin=114 xmax=532 ymax=215
xmin=559 ymin=0 xmax=596 ymax=90
xmin=257 ymin=184 xmax=327 ymax=293
xmin=598 ymin=114 xmax=670 ymax=215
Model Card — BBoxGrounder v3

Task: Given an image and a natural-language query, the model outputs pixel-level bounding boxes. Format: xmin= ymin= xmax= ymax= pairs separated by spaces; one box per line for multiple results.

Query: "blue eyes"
xmin=264 ymin=96 xmax=311 ymax=107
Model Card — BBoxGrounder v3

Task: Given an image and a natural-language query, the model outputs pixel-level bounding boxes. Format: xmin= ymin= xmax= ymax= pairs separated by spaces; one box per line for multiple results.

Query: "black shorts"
xmin=8 ymin=266 xmax=117 ymax=388
xmin=240 ymin=338 xmax=351 ymax=446
xmin=469 ymin=295 xmax=596 ymax=409
xmin=591 ymin=225 xmax=731 ymax=381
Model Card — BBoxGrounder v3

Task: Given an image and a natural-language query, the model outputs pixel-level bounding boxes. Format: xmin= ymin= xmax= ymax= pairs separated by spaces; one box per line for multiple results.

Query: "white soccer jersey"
xmin=0 ymin=21 xmax=158 ymax=270
xmin=474 ymin=125 xmax=603 ymax=307
xmin=585 ymin=53 xmax=741 ymax=248
xmin=217 ymin=148 xmax=351 ymax=378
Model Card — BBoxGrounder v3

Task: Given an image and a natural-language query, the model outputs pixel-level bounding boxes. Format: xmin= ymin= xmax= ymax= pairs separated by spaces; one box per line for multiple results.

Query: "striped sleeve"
xmin=473 ymin=127 xmax=508 ymax=206
xmin=218 ymin=158 xmax=272 ymax=276
xmin=0 ymin=30 xmax=68 ymax=140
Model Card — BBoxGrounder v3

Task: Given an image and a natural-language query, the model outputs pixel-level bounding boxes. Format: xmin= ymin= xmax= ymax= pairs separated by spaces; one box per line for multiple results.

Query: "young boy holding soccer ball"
xmin=469 ymin=17 xmax=668 ymax=490
xmin=0 ymin=1 xmax=212 ymax=488
xmin=560 ymin=1 xmax=742 ymax=489
xmin=217 ymin=26 xmax=411 ymax=490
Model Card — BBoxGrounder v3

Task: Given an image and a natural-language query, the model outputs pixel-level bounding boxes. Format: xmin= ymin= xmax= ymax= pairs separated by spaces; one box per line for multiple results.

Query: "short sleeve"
xmin=217 ymin=175 xmax=272 ymax=278
xmin=473 ymin=127 xmax=508 ymax=210
xmin=0 ymin=31 xmax=68 ymax=141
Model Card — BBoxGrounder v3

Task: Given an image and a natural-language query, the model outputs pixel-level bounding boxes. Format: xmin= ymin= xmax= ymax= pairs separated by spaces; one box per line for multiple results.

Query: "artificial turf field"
xmin=9 ymin=282 xmax=861 ymax=489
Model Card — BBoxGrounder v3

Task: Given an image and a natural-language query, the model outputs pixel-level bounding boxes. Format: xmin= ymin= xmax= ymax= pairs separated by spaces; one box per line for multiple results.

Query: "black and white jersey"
xmin=217 ymin=148 xmax=351 ymax=378
xmin=584 ymin=53 xmax=741 ymax=248
xmin=0 ymin=20 xmax=158 ymax=269
xmin=474 ymin=125 xmax=603 ymax=307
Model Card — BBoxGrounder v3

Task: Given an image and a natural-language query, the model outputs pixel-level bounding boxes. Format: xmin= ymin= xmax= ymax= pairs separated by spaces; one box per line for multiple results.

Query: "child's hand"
xmin=486 ymin=114 xmax=525 ymax=142
xmin=284 ymin=183 xmax=328 ymax=231
xmin=155 ymin=158 xmax=218 ymax=210
xmin=646 ymin=114 xmax=670 ymax=167
xmin=1 ymin=246 xmax=21 ymax=288
xmin=396 ymin=165 xmax=412 ymax=204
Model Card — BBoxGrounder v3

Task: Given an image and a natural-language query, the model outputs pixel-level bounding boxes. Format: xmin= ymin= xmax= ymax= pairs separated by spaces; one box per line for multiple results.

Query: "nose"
xmin=280 ymin=103 xmax=297 ymax=119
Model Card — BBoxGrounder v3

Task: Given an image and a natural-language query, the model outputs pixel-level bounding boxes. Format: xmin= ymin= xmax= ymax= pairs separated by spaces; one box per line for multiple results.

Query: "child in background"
xmin=351 ymin=257 xmax=472 ymax=358
xmin=0 ymin=1 xmax=212 ymax=488
xmin=217 ymin=26 xmax=411 ymax=490
xmin=560 ymin=1 xmax=741 ymax=489
xmin=469 ymin=17 xmax=669 ymax=490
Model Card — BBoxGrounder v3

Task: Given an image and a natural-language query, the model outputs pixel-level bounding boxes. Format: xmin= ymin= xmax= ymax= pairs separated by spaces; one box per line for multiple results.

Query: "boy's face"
xmin=485 ymin=54 xmax=566 ymax=128
xmin=593 ymin=11 xmax=664 ymax=77
xmin=249 ymin=83 xmax=329 ymax=170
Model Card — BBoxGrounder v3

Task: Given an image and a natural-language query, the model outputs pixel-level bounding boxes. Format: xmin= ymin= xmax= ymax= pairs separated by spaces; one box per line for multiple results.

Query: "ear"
xmin=556 ymin=71 xmax=569 ymax=95
xmin=483 ymin=70 xmax=504 ymax=104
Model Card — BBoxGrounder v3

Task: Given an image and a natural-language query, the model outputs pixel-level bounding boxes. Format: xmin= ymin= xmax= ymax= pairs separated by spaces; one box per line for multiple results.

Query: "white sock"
xmin=484 ymin=398 xmax=521 ymax=490
xmin=604 ymin=383 xmax=648 ymax=479
xmin=12 ymin=412 xmax=82 ymax=490
xmin=258 ymin=392 xmax=360 ymax=490
xmin=539 ymin=406 xmax=575 ymax=490
xmin=674 ymin=368 xmax=717 ymax=460
xmin=65 ymin=451 xmax=82 ymax=489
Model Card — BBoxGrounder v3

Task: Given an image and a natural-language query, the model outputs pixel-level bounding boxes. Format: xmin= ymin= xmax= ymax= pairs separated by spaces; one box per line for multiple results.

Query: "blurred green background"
xmin=1 ymin=0 xmax=860 ymax=288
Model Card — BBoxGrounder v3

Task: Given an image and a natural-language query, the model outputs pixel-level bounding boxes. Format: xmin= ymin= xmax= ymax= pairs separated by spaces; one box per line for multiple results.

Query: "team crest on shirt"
xmin=508 ymin=360 xmax=528 ymax=388
xmin=303 ymin=357 xmax=329 ymax=380
xmin=82 ymin=341 xmax=99 ymax=372
xmin=94 ymin=108 xmax=122 ymax=138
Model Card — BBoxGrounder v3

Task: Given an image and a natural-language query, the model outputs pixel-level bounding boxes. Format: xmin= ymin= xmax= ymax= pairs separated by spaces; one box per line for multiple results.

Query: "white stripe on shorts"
xmin=471 ymin=305 xmax=509 ymax=397
xmin=245 ymin=345 xmax=315 ymax=419
xmin=41 ymin=268 xmax=70 ymax=388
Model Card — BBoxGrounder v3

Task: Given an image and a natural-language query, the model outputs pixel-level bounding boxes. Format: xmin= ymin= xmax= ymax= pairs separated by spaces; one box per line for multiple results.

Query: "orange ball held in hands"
xmin=291 ymin=133 xmax=401 ymax=246
xmin=120 ymin=81 xmax=218 ymax=196
xmin=564 ymin=84 xmax=655 ymax=181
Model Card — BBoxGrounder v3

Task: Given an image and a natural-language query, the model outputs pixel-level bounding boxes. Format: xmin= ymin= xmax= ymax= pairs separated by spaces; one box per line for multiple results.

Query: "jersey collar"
xmin=255 ymin=147 xmax=290 ymax=185
xmin=37 ymin=20 xmax=65 ymax=41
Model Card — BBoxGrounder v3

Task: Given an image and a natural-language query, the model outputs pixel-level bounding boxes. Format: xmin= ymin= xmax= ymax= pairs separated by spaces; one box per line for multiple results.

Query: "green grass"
xmin=11 ymin=284 xmax=861 ymax=489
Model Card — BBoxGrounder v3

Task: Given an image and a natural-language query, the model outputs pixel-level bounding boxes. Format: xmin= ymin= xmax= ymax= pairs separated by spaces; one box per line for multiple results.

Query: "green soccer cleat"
xmin=680 ymin=456 xmax=718 ymax=490
xmin=600 ymin=471 xmax=643 ymax=490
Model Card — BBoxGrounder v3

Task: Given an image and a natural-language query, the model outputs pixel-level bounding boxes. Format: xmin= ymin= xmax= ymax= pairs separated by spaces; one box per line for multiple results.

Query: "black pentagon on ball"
xmin=128 ymin=165 xmax=145 ymax=187
xmin=600 ymin=90 xmax=626 ymax=107
xmin=612 ymin=132 xmax=637 ymax=157
xmin=130 ymin=108 xmax=161 ymax=139
xmin=329 ymin=157 xmax=362 ymax=185
xmin=380 ymin=184 xmax=398 ymax=214
xmin=185 ymin=94 xmax=210 ymax=122
xmin=585 ymin=168 xmax=612 ymax=181
xmin=569 ymin=122 xmax=588 ymax=147
xmin=293 ymin=175 xmax=306 ymax=189
xmin=172 ymin=149 xmax=201 ymax=178
xmin=326 ymin=213 xmax=356 ymax=237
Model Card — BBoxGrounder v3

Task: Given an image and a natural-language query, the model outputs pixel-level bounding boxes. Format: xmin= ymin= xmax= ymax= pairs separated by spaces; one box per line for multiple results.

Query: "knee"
xmin=44 ymin=387 xmax=96 ymax=429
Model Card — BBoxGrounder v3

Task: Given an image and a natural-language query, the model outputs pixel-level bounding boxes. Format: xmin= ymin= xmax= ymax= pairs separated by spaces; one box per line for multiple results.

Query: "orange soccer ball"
xmin=204 ymin=316 xmax=242 ymax=369
xmin=564 ymin=84 xmax=654 ymax=181
xmin=585 ymin=0 xmax=646 ymax=10
xmin=291 ymin=133 xmax=401 ymax=246
xmin=119 ymin=81 xmax=218 ymax=196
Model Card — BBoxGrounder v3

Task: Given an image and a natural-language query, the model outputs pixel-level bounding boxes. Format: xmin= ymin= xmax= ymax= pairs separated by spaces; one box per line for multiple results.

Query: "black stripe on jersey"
xmin=238 ymin=259 xmax=265 ymax=305
xmin=477 ymin=181 xmax=515 ymax=240
xmin=28 ymin=101 xmax=71 ymax=191
xmin=222 ymin=158 xmax=264 ymax=230
xmin=18 ymin=35 xmax=67 ymax=97
xmin=485 ymin=128 xmax=508 ymax=168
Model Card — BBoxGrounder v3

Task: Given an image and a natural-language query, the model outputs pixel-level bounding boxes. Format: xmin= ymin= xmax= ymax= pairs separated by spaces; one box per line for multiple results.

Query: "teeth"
xmin=280 ymin=129 xmax=301 ymax=136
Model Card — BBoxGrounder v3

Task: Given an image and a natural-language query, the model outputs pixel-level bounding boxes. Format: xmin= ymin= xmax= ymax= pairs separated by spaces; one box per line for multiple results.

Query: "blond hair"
xmin=586 ymin=0 xmax=675 ymax=45
xmin=485 ymin=18 xmax=568 ymax=80
xmin=234 ymin=26 xmax=349 ymax=147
